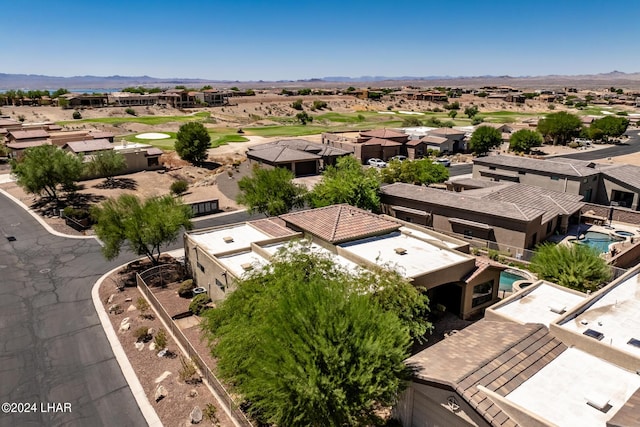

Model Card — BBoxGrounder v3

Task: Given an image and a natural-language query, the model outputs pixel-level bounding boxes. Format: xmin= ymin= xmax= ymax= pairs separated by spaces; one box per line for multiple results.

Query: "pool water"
xmin=615 ymin=230 xmax=635 ymax=237
xmin=499 ymin=270 xmax=531 ymax=291
xmin=577 ymin=231 xmax=623 ymax=253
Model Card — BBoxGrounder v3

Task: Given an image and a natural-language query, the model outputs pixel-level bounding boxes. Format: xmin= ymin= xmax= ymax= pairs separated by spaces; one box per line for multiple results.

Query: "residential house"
xmin=247 ymin=139 xmax=350 ymax=174
xmin=424 ymin=128 xmax=467 ymax=153
xmin=380 ymin=181 xmax=584 ymax=249
xmin=473 ymin=155 xmax=640 ymax=210
xmin=397 ymin=267 xmax=640 ymax=427
xmin=183 ymin=204 xmax=508 ymax=320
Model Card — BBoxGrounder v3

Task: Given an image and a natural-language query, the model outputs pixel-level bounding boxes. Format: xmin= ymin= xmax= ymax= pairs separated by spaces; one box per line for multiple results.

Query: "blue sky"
xmin=3 ymin=0 xmax=639 ymax=80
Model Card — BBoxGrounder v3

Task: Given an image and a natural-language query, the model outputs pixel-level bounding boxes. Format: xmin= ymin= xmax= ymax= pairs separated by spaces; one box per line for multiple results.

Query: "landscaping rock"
xmin=190 ymin=406 xmax=203 ymax=424
xmin=125 ymin=297 xmax=132 ymax=302
xmin=155 ymin=371 xmax=172 ymax=383
xmin=188 ymin=389 xmax=198 ymax=398
xmin=149 ymin=342 xmax=157 ymax=351
xmin=119 ymin=317 xmax=131 ymax=332
xmin=107 ymin=294 xmax=115 ymax=304
xmin=157 ymin=349 xmax=168 ymax=358
xmin=148 ymin=328 xmax=155 ymax=335
xmin=127 ymin=304 xmax=137 ymax=312
xmin=108 ymin=304 xmax=122 ymax=315
xmin=154 ymin=385 xmax=167 ymax=402
xmin=135 ymin=342 xmax=144 ymax=351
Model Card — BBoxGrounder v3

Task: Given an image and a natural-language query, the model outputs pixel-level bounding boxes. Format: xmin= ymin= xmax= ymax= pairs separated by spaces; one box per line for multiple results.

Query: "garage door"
xmin=294 ymin=161 xmax=317 ymax=176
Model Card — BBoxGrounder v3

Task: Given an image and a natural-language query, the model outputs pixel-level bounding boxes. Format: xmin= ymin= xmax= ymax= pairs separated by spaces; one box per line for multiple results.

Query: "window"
xmin=546 ymin=221 xmax=553 ymax=234
xmin=551 ymin=176 xmax=559 ymax=181
xmin=489 ymin=166 xmax=496 ymax=171
xmin=147 ymin=157 xmax=159 ymax=167
xmin=518 ymin=171 xmax=526 ymax=175
xmin=197 ymin=262 xmax=205 ymax=273
xmin=463 ymin=229 xmax=473 ymax=239
xmin=593 ymin=176 xmax=598 ymax=181
xmin=472 ymin=280 xmax=494 ymax=307
xmin=583 ymin=189 xmax=592 ymax=202
xmin=215 ymin=278 xmax=225 ymax=292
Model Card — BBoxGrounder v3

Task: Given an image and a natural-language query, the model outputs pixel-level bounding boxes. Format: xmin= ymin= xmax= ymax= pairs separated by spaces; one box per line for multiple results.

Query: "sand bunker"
xmin=136 ymin=132 xmax=171 ymax=140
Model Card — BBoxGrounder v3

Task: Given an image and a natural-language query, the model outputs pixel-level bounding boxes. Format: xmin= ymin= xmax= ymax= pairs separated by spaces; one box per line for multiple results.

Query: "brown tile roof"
xmin=361 ymin=137 xmax=403 ymax=147
xmin=280 ymin=204 xmax=400 ymax=243
xmin=464 ymin=258 xmax=508 ymax=283
xmin=360 ymin=128 xmax=407 ymax=139
xmin=89 ymin=131 xmax=115 ymax=139
xmin=427 ymin=128 xmax=466 ymax=137
xmin=249 ymin=218 xmax=298 ymax=238
xmin=600 ymin=164 xmax=640 ymax=193
xmin=8 ymin=129 xmax=49 ymax=140
xmin=6 ymin=140 xmax=48 ymax=150
xmin=0 ymin=118 xmax=19 ymax=127
xmin=63 ymin=139 xmax=113 ymax=153
xmin=408 ymin=321 xmax=567 ymax=427
xmin=421 ymin=135 xmax=448 ymax=145
xmin=145 ymin=147 xmax=164 ymax=156
xmin=608 ymin=387 xmax=640 ymax=427
xmin=405 ymin=139 xmax=426 ymax=147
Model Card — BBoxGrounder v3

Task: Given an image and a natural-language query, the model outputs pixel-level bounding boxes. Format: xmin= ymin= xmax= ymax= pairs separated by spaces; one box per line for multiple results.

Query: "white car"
xmin=367 ymin=158 xmax=387 ymax=168
xmin=434 ymin=158 xmax=451 ymax=167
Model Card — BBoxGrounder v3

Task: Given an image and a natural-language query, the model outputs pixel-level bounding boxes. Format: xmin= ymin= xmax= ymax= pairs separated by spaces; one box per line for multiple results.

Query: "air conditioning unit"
xmin=223 ymin=236 xmax=234 ymax=243
xmin=395 ymin=247 xmax=407 ymax=255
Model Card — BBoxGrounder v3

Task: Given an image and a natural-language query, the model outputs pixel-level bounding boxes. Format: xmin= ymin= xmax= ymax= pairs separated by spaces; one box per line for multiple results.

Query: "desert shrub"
xmin=291 ymin=99 xmax=303 ymax=110
xmin=189 ymin=293 xmax=211 ymax=315
xmin=125 ymin=107 xmax=137 ymax=116
xmin=312 ymin=100 xmax=328 ymax=110
xmin=72 ymin=111 xmax=82 ymax=119
xmin=179 ymin=356 xmax=201 ymax=384
xmin=203 ymin=404 xmax=218 ymax=423
xmin=136 ymin=297 xmax=153 ymax=319
xmin=170 ymin=179 xmax=189 ymax=196
xmin=154 ymin=328 xmax=167 ymax=350
xmin=63 ymin=207 xmax=90 ymax=219
xmin=471 ymin=116 xmax=484 ymax=125
xmin=134 ymin=327 xmax=151 ymax=343
xmin=178 ymin=279 xmax=195 ymax=298
xmin=488 ymin=249 xmax=503 ymax=262
xmin=568 ymin=142 xmax=579 ymax=149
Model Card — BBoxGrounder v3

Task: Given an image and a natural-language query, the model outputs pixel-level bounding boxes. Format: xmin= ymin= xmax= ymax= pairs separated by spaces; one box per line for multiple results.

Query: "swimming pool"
xmin=614 ymin=230 xmax=635 ymax=238
xmin=499 ymin=269 xmax=532 ymax=291
xmin=576 ymin=231 xmax=623 ymax=253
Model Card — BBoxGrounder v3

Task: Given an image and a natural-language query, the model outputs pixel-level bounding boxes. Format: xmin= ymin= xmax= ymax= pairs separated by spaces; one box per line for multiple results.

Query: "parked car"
xmin=390 ymin=155 xmax=407 ymax=162
xmin=367 ymin=158 xmax=387 ymax=168
xmin=434 ymin=158 xmax=451 ymax=167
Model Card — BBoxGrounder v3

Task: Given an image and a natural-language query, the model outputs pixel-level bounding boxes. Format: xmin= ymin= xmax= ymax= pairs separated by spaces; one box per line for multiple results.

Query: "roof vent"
xmin=395 ymin=247 xmax=407 ymax=255
xmin=549 ymin=304 xmax=566 ymax=314
xmin=585 ymin=393 xmax=611 ymax=412
xmin=223 ymin=236 xmax=234 ymax=243
xmin=241 ymin=263 xmax=253 ymax=271
xmin=627 ymin=338 xmax=640 ymax=348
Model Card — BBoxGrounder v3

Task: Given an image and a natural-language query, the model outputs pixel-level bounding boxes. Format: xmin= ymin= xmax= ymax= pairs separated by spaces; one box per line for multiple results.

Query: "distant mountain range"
xmin=2 ymin=71 xmax=640 ymax=91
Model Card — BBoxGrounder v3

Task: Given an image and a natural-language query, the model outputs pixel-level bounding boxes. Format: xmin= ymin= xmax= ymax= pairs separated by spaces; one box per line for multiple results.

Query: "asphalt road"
xmin=556 ymin=130 xmax=640 ymax=161
xmin=0 ymin=195 xmax=259 ymax=427
xmin=448 ymin=163 xmax=472 ymax=177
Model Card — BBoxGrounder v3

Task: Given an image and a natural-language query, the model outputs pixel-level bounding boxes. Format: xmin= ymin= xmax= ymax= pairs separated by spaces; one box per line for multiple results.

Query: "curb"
xmin=91 ymin=265 xmax=163 ymax=427
xmin=0 ymin=188 xmax=97 ymax=241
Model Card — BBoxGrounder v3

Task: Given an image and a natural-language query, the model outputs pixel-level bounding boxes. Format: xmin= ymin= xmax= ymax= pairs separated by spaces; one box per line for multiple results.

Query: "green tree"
xmin=537 ymin=111 xmax=582 ymax=145
xmin=291 ymin=99 xmax=303 ymax=110
xmin=464 ymin=105 xmax=479 ymax=118
xmin=509 ymin=129 xmax=544 ymax=154
xmin=295 ymin=111 xmax=313 ymax=125
xmin=309 ymin=156 xmax=381 ymax=211
xmin=381 ymin=159 xmax=449 ymax=185
xmin=175 ymin=122 xmax=211 ymax=163
xmin=237 ymin=165 xmax=307 ymax=216
xmin=448 ymin=110 xmax=457 ymax=119
xmin=11 ymin=144 xmax=83 ymax=204
xmin=201 ymin=248 xmax=417 ymax=426
xmin=91 ymin=194 xmax=193 ymax=264
xmin=590 ymin=116 xmax=629 ymax=140
xmin=469 ymin=125 xmax=502 ymax=155
xmin=529 ymin=243 xmax=611 ymax=292
xmin=84 ymin=149 xmax=126 ymax=184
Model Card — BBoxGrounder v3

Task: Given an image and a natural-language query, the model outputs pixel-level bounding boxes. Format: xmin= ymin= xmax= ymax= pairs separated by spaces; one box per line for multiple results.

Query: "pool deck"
xmin=552 ymin=221 xmax=640 ymax=257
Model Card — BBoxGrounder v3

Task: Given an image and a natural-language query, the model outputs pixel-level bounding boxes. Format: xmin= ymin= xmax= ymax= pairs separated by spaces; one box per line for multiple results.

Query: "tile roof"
xmin=600 ymin=164 xmax=640 ymax=193
xmin=6 ymin=140 xmax=48 ymax=150
xmin=474 ymin=155 xmax=601 ymax=177
xmin=408 ymin=321 xmax=567 ymax=427
xmin=427 ymin=128 xmax=466 ymax=137
xmin=421 ymin=135 xmax=448 ymax=145
xmin=279 ymin=204 xmax=400 ymax=243
xmin=247 ymin=146 xmax=320 ymax=163
xmin=63 ymin=139 xmax=113 ymax=153
xmin=608 ymin=387 xmax=640 ymax=427
xmin=360 ymin=128 xmax=407 ymax=139
xmin=249 ymin=218 xmax=298 ymax=238
xmin=381 ymin=183 xmax=545 ymax=222
xmin=145 ymin=147 xmax=164 ymax=156
xmin=8 ymin=129 xmax=49 ymax=140
xmin=405 ymin=139 xmax=427 ymax=147
xmin=464 ymin=258 xmax=508 ymax=284
xmin=361 ymin=137 xmax=403 ymax=147
xmin=252 ymin=139 xmax=351 ymax=156
xmin=479 ymin=183 xmax=585 ymax=223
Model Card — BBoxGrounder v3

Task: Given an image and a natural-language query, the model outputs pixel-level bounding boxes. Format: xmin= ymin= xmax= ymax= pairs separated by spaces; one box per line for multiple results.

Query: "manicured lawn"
xmin=120 ymin=129 xmax=248 ymax=150
xmin=57 ymin=111 xmax=210 ymax=126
